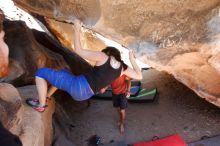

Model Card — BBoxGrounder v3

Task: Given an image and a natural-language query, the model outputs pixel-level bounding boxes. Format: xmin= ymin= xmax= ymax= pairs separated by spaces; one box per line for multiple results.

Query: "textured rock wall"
xmin=13 ymin=0 xmax=101 ymax=25
xmin=0 ymin=83 xmax=55 ymax=146
xmin=45 ymin=18 xmax=106 ymax=53
xmin=12 ymin=0 xmax=220 ymax=107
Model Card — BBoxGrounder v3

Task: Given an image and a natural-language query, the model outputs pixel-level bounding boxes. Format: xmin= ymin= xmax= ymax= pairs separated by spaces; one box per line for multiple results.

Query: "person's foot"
xmin=119 ymin=123 xmax=125 ymax=134
xmin=26 ymin=98 xmax=47 ymax=112
xmin=26 ymin=98 xmax=39 ymax=106
xmin=33 ymin=105 xmax=47 ymax=112
xmin=33 ymin=97 xmax=51 ymax=101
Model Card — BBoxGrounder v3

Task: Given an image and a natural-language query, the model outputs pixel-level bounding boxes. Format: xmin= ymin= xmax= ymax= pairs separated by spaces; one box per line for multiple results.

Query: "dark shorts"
xmin=112 ymin=93 xmax=128 ymax=109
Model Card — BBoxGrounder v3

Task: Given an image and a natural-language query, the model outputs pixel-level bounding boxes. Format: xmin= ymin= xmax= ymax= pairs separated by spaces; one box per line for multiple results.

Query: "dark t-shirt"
xmin=85 ymin=57 xmax=122 ymax=93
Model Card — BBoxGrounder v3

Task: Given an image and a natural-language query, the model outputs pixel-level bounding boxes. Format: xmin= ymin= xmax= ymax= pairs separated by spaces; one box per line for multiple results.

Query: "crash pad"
xmin=133 ymin=134 xmax=187 ymax=146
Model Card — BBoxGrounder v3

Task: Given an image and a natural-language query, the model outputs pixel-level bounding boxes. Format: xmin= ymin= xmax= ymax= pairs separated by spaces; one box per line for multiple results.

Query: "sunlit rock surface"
xmin=45 ymin=18 xmax=106 ymax=54
xmin=13 ymin=0 xmax=101 ymax=26
xmin=13 ymin=0 xmax=220 ymax=107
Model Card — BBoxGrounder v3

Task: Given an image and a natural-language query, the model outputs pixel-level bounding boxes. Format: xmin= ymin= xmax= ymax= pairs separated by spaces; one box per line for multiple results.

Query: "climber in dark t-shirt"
xmin=26 ymin=19 xmax=142 ymax=112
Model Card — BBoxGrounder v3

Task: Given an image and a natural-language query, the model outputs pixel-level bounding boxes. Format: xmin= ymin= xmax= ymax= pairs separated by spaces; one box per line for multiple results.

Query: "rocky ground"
xmin=54 ymin=69 xmax=220 ymax=146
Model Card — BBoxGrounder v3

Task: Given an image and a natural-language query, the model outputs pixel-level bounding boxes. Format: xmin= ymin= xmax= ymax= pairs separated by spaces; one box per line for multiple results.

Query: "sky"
xmin=0 ymin=0 xmax=44 ymax=31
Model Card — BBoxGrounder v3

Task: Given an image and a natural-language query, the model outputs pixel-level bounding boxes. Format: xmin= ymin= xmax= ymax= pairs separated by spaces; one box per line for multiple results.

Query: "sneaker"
xmin=26 ymin=98 xmax=39 ymax=107
xmin=28 ymin=97 xmax=51 ymax=103
xmin=26 ymin=98 xmax=47 ymax=112
xmin=34 ymin=105 xmax=47 ymax=112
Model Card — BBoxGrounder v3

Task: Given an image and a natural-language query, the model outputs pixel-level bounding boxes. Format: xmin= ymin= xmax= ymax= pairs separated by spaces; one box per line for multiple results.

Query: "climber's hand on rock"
xmin=74 ymin=19 xmax=82 ymax=29
xmin=129 ymin=49 xmax=136 ymax=60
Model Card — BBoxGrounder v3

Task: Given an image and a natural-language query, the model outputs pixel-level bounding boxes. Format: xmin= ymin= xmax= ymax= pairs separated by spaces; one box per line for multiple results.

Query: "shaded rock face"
xmin=13 ymin=0 xmax=220 ymax=107
xmin=1 ymin=20 xmax=68 ymax=86
xmin=17 ymin=85 xmax=55 ymax=146
xmin=52 ymin=91 xmax=88 ymax=146
xmin=32 ymin=29 xmax=93 ymax=75
xmin=1 ymin=20 xmax=93 ymax=86
xmin=0 ymin=83 xmax=55 ymax=146
xmin=0 ymin=83 xmax=22 ymax=129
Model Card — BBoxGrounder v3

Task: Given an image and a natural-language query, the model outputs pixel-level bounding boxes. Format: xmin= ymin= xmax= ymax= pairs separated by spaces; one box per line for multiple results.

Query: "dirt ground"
xmin=53 ymin=69 xmax=220 ymax=146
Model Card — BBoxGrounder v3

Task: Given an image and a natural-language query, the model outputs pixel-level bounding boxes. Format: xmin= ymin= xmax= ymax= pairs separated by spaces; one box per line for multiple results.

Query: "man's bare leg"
xmin=36 ymin=77 xmax=48 ymax=106
xmin=117 ymin=108 xmax=121 ymax=126
xmin=120 ymin=109 xmax=126 ymax=124
xmin=119 ymin=109 xmax=126 ymax=133
xmin=87 ymin=99 xmax=91 ymax=107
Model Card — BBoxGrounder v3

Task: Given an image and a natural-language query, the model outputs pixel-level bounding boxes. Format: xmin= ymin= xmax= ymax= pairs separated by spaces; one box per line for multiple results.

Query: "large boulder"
xmin=13 ymin=0 xmax=220 ymax=44
xmin=13 ymin=0 xmax=220 ymax=107
xmin=0 ymin=83 xmax=55 ymax=146
xmin=0 ymin=83 xmax=22 ymax=129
